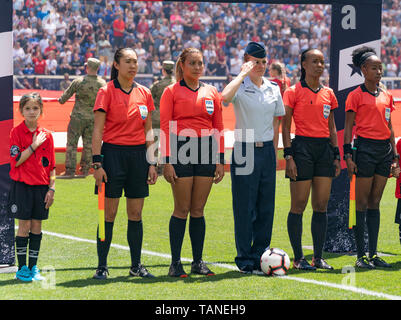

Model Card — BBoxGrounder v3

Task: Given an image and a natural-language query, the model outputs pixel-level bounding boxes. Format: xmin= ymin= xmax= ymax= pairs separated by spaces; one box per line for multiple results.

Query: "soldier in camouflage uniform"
xmin=58 ymin=58 xmax=106 ymax=177
xmin=150 ymin=61 xmax=175 ymax=174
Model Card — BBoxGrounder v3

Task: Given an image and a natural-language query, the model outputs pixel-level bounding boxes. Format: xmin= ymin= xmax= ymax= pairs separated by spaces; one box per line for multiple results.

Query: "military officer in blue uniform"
xmin=222 ymin=42 xmax=285 ymax=273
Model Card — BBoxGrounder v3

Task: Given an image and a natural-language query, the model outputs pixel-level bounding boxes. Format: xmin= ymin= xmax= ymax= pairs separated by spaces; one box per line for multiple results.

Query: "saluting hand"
xmin=163 ymin=163 xmax=178 ymax=185
xmin=239 ymin=61 xmax=256 ymax=78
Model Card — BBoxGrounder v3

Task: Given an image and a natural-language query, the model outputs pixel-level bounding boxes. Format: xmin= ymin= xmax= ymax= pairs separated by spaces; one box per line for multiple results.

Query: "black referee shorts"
xmin=8 ymin=180 xmax=49 ymax=220
xmin=286 ymin=135 xmax=335 ymax=181
xmin=97 ymin=142 xmax=149 ymax=199
xmin=169 ymin=135 xmax=217 ymax=178
xmin=354 ymin=137 xmax=393 ymax=178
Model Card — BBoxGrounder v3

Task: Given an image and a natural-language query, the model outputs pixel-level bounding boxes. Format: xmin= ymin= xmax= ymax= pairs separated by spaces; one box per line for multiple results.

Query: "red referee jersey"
xmin=283 ymin=80 xmax=338 ymax=138
xmin=160 ymin=80 xmax=225 ymax=158
xmin=9 ymin=121 xmax=55 ymax=186
xmin=345 ymin=84 xmax=394 ymax=140
xmin=93 ymin=79 xmax=155 ymax=145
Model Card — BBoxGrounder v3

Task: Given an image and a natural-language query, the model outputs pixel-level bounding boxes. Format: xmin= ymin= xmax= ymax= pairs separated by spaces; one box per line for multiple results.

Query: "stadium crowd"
xmin=12 ymin=0 xmax=401 ymax=88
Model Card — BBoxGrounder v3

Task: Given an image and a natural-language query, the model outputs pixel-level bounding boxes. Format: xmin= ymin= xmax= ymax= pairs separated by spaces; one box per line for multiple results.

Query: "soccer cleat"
xmin=30 ymin=265 xmax=45 ymax=281
xmin=168 ymin=261 xmax=188 ymax=278
xmin=191 ymin=260 xmax=215 ymax=276
xmin=355 ymin=256 xmax=375 ymax=269
xmin=293 ymin=257 xmax=316 ymax=271
xmin=369 ymin=255 xmax=391 ymax=268
xmin=15 ymin=266 xmax=32 ymax=282
xmin=311 ymin=258 xmax=334 ymax=270
xmin=129 ymin=264 xmax=155 ymax=278
xmin=93 ymin=266 xmax=109 ymax=280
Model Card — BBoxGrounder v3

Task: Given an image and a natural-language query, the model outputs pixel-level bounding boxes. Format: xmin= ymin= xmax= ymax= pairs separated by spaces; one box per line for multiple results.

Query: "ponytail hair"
xmin=175 ymin=47 xmax=202 ymax=82
xmin=351 ymin=46 xmax=377 ymax=69
xmin=271 ymin=62 xmax=289 ymax=91
xmin=300 ymin=48 xmax=313 ymax=81
xmin=110 ymin=47 xmax=137 ymax=81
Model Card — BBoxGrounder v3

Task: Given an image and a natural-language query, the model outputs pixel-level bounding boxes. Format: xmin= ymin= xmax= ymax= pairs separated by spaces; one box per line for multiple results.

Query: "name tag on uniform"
xmin=244 ymin=89 xmax=256 ymax=94
xmin=323 ymin=104 xmax=331 ymax=119
xmin=139 ymin=105 xmax=148 ymax=120
xmin=205 ymin=99 xmax=214 ymax=115
xmin=385 ymin=107 xmax=391 ymax=122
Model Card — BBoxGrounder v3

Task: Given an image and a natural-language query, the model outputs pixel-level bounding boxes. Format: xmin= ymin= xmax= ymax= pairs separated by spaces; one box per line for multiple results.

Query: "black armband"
xmin=218 ymin=153 xmax=225 ymax=165
xmin=343 ymin=143 xmax=352 ymax=156
xmin=92 ymin=154 xmax=103 ymax=164
xmin=283 ymin=147 xmax=293 ymax=158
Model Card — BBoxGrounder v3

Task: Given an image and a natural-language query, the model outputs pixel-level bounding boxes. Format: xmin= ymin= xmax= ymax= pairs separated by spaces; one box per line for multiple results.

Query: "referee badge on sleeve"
xmin=385 ymin=108 xmax=390 ymax=122
xmin=205 ymin=99 xmax=214 ymax=115
xmin=323 ymin=104 xmax=331 ymax=119
xmin=139 ymin=105 xmax=148 ymax=120
xmin=10 ymin=145 xmax=20 ymax=157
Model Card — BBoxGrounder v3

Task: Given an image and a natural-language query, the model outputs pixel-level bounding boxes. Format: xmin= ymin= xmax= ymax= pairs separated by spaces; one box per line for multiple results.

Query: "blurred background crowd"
xmin=12 ymin=0 xmax=401 ymax=89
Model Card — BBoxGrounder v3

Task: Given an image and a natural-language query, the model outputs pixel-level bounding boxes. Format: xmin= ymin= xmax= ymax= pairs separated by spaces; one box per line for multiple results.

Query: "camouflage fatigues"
xmin=59 ymin=74 xmax=106 ymax=174
xmin=150 ymin=75 xmax=175 ymax=129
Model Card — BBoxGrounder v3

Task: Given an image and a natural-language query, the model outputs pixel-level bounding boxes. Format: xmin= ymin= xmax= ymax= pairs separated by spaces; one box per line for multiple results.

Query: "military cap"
xmin=244 ymin=42 xmax=266 ymax=58
xmin=162 ymin=60 xmax=175 ymax=71
xmin=85 ymin=57 xmax=101 ymax=70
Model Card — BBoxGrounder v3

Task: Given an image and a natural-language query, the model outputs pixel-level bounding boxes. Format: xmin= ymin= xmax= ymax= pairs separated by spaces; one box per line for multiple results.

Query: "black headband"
xmin=359 ymin=52 xmax=376 ymax=67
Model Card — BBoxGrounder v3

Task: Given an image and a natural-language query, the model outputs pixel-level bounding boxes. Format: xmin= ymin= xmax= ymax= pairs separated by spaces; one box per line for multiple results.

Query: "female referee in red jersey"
xmin=344 ymin=46 xmax=399 ymax=269
xmin=91 ymin=47 xmax=157 ymax=279
xmin=282 ymin=48 xmax=341 ymax=271
xmin=160 ymin=47 xmax=225 ymax=277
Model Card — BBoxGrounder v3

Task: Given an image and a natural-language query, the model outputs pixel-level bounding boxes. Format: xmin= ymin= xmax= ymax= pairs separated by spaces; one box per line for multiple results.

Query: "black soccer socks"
xmin=127 ymin=220 xmax=143 ymax=267
xmin=15 ymin=236 xmax=29 ymax=270
xmin=169 ymin=216 xmax=187 ymax=263
xmin=311 ymin=211 xmax=327 ymax=260
xmin=366 ymin=209 xmax=380 ymax=258
xmin=353 ymin=210 xmax=366 ymax=258
xmin=97 ymin=221 xmax=114 ymax=268
xmin=28 ymin=232 xmax=42 ymax=269
xmin=189 ymin=216 xmax=206 ymax=263
xmin=287 ymin=212 xmax=303 ymax=262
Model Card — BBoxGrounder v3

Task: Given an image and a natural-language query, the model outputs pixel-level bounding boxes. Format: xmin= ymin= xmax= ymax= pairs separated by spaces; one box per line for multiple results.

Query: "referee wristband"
xmin=48 ymin=187 xmax=55 ymax=193
xmin=29 ymin=145 xmax=35 ymax=153
xmin=343 ymin=143 xmax=352 ymax=156
xmin=92 ymin=154 xmax=103 ymax=164
xmin=283 ymin=147 xmax=294 ymax=158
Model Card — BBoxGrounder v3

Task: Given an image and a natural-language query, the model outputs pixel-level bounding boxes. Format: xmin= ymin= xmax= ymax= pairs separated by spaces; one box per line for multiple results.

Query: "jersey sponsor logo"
xmin=205 ymin=99 xmax=214 ymax=115
xmin=385 ymin=107 xmax=391 ymax=122
xmin=10 ymin=145 xmax=20 ymax=157
xmin=139 ymin=105 xmax=148 ymax=120
xmin=323 ymin=104 xmax=331 ymax=119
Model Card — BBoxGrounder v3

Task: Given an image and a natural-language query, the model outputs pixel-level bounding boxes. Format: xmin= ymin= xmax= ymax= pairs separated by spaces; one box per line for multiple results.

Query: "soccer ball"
xmin=260 ymin=248 xmax=290 ymax=276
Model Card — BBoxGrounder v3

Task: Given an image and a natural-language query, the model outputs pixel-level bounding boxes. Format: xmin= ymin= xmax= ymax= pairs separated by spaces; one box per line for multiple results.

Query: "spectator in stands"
xmin=112 ymin=14 xmax=125 ymax=49
xmin=59 ymin=73 xmax=72 ymax=91
xmin=32 ymin=77 xmax=43 ymax=90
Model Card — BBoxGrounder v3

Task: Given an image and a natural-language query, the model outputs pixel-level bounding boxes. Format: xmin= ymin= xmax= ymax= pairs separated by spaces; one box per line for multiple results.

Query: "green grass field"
xmin=1 ymin=171 xmax=401 ymax=301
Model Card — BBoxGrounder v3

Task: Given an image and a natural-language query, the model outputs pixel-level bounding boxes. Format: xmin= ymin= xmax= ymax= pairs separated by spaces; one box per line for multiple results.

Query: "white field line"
xmin=42 ymin=229 xmax=401 ymax=300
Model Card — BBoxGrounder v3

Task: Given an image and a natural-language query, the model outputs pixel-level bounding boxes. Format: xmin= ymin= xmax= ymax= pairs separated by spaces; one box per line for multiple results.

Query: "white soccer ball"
xmin=260 ymin=248 xmax=290 ymax=276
